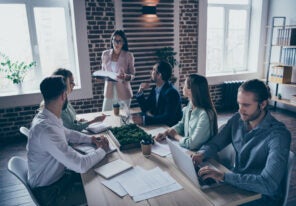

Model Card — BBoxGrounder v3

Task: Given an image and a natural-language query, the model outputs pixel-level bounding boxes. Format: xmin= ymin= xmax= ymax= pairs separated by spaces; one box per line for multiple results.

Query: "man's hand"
xmin=132 ymin=114 xmax=143 ymax=125
xmin=138 ymin=82 xmax=150 ymax=93
xmin=92 ymin=136 xmax=109 ymax=152
xmin=198 ymin=166 xmax=225 ymax=183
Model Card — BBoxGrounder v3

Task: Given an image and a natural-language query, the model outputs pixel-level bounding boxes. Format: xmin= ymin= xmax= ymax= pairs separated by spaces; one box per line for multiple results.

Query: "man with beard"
xmin=27 ymin=76 xmax=109 ymax=205
xmin=191 ymin=79 xmax=291 ymax=206
xmin=132 ymin=61 xmax=182 ymax=126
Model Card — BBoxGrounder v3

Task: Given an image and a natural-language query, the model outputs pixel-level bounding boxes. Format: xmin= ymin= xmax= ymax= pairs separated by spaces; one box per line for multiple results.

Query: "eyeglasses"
xmin=112 ymin=39 xmax=123 ymax=45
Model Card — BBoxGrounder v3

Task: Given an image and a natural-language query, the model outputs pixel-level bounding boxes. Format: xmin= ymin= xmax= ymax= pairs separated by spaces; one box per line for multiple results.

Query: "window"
xmin=0 ymin=0 xmax=80 ymax=96
xmin=206 ymin=0 xmax=251 ymax=75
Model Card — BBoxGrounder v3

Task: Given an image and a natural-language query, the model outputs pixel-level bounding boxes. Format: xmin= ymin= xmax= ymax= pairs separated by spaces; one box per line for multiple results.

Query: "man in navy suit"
xmin=132 ymin=61 xmax=182 ymax=127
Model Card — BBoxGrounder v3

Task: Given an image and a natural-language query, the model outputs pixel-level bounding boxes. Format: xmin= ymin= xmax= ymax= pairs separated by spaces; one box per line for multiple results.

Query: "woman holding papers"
xmin=53 ymin=68 xmax=106 ymax=131
xmin=155 ymin=74 xmax=218 ymax=150
xmin=101 ymin=30 xmax=135 ymax=111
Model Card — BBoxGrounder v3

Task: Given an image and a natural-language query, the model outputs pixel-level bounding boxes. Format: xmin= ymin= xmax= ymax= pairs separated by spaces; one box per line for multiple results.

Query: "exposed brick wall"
xmin=179 ymin=0 xmax=199 ymax=86
xmin=0 ymin=0 xmax=225 ymax=144
xmin=72 ymin=0 xmax=115 ymax=113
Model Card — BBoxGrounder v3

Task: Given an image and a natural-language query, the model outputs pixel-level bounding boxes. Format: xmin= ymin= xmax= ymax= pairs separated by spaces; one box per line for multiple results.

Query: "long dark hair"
xmin=110 ymin=30 xmax=129 ymax=51
xmin=187 ymin=74 xmax=218 ymax=136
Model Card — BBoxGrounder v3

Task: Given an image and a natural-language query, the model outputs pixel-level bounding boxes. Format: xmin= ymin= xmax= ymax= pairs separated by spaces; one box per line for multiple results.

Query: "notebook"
xmin=167 ymin=138 xmax=223 ymax=189
xmin=73 ymin=142 xmax=117 ymax=155
xmin=94 ymin=159 xmax=133 ymax=179
xmin=86 ymin=122 xmax=111 ymax=134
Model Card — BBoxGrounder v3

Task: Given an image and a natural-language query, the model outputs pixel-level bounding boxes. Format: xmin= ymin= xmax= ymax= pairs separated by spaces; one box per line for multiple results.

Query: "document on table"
xmin=133 ymin=181 xmax=183 ymax=202
xmin=118 ymin=167 xmax=179 ymax=197
xmin=101 ymin=166 xmax=145 ymax=197
xmin=146 ymin=127 xmax=167 ymax=137
xmin=101 ymin=166 xmax=183 ymax=201
xmin=152 ymin=139 xmax=171 ymax=157
xmin=151 ymin=137 xmax=189 ymax=157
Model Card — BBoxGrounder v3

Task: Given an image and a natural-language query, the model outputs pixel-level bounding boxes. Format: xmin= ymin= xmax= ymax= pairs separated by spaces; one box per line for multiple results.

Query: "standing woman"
xmin=155 ymin=74 xmax=218 ymax=150
xmin=101 ymin=30 xmax=135 ymax=111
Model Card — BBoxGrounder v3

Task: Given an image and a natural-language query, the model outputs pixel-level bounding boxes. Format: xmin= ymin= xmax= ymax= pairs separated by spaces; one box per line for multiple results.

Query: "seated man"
xmin=27 ymin=76 xmax=109 ymax=206
xmin=132 ymin=61 xmax=182 ymax=127
xmin=192 ymin=79 xmax=291 ymax=206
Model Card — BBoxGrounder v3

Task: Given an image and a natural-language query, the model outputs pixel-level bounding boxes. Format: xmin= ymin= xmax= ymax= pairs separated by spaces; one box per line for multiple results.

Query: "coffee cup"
xmin=141 ymin=143 xmax=152 ymax=158
xmin=113 ymin=103 xmax=120 ymax=116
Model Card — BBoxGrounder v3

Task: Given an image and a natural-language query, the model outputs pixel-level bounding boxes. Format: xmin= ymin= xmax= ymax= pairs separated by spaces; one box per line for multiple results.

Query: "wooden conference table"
xmin=78 ymin=110 xmax=261 ymax=206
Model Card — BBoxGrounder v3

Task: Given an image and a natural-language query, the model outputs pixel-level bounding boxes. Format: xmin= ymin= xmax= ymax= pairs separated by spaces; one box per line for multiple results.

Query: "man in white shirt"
xmin=27 ymin=76 xmax=109 ymax=205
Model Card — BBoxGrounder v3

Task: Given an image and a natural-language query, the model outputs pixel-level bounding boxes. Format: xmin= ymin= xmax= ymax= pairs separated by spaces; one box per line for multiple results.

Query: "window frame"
xmin=0 ymin=0 xmax=92 ymax=108
xmin=198 ymin=0 xmax=268 ymax=85
xmin=207 ymin=3 xmax=251 ymax=75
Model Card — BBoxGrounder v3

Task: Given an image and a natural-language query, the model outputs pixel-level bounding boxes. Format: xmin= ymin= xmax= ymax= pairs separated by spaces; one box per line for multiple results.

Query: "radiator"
xmin=222 ymin=80 xmax=244 ymax=110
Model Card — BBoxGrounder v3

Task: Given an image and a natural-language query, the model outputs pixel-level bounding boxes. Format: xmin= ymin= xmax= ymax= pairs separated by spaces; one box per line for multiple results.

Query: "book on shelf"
xmin=281 ymin=48 xmax=296 ymax=66
xmin=276 ymin=28 xmax=296 ymax=46
xmin=269 ymin=65 xmax=292 ymax=84
xmin=291 ymin=94 xmax=296 ymax=104
xmin=92 ymin=70 xmax=118 ymax=81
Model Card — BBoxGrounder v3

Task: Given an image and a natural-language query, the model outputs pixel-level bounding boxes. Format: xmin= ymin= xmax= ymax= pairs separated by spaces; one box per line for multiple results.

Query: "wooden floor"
xmin=0 ymin=109 xmax=296 ymax=206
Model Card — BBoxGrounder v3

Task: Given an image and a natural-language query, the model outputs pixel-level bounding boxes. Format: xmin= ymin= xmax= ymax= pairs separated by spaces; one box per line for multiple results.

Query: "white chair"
xmin=7 ymin=156 xmax=40 ymax=206
xmin=283 ymin=151 xmax=296 ymax=206
xmin=20 ymin=126 xmax=29 ymax=137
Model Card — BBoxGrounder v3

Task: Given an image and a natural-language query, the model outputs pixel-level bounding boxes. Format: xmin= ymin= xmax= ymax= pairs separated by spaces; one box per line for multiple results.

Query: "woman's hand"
xmin=117 ymin=73 xmax=131 ymax=81
xmin=155 ymin=132 xmax=166 ymax=142
xmin=191 ymin=152 xmax=204 ymax=165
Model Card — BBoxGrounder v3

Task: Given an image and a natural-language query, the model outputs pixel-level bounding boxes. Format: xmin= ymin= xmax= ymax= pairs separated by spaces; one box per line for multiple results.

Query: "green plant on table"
xmin=0 ymin=52 xmax=36 ymax=84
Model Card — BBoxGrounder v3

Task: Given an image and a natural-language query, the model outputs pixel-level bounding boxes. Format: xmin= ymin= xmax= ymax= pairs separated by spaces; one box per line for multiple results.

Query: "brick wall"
xmin=0 ymin=0 xmax=224 ymax=144
xmin=179 ymin=0 xmax=199 ymax=86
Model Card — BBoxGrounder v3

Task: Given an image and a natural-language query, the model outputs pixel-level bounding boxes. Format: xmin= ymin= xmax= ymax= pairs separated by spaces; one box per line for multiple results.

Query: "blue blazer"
xmin=136 ymin=82 xmax=182 ymax=127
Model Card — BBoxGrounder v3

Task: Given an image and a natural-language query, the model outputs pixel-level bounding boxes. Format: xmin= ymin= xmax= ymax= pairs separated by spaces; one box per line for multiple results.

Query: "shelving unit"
xmin=266 ymin=16 xmax=296 ymax=109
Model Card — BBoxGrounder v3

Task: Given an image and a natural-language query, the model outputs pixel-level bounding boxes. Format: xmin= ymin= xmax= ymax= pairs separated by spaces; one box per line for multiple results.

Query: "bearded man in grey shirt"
xmin=192 ymin=79 xmax=291 ymax=206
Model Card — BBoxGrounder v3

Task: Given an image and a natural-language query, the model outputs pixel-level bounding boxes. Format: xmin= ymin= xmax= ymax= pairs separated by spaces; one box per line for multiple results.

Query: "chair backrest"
xmin=20 ymin=126 xmax=29 ymax=137
xmin=283 ymin=151 xmax=296 ymax=206
xmin=7 ymin=156 xmax=39 ymax=206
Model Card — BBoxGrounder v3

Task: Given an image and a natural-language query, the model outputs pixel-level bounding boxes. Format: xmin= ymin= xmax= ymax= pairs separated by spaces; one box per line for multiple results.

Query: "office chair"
xmin=283 ymin=151 xmax=295 ymax=206
xmin=20 ymin=126 xmax=29 ymax=137
xmin=7 ymin=156 xmax=40 ymax=206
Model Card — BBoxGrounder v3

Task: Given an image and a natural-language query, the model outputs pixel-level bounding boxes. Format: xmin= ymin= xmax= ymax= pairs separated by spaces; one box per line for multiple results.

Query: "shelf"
xmin=272 ymin=97 xmax=296 ymax=107
xmin=268 ymin=82 xmax=296 ymax=87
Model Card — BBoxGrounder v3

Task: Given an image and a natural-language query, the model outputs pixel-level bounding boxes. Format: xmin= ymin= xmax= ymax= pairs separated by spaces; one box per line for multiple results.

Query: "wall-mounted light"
xmin=142 ymin=6 xmax=157 ymax=15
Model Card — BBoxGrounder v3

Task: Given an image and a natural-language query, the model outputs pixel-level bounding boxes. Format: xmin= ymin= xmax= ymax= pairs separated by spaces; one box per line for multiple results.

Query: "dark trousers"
xmin=32 ymin=171 xmax=87 ymax=206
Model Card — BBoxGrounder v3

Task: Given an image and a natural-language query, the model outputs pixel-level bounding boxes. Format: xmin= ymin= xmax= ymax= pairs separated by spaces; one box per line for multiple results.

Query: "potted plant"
xmin=155 ymin=47 xmax=179 ymax=83
xmin=0 ymin=52 xmax=36 ymax=85
xmin=140 ymin=135 xmax=154 ymax=158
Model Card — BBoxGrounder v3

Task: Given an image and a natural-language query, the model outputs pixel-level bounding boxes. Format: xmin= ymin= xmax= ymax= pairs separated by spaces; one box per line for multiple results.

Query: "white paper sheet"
xmin=151 ymin=139 xmax=171 ymax=157
xmin=146 ymin=127 xmax=167 ymax=137
xmin=151 ymin=138 xmax=189 ymax=157
xmin=133 ymin=181 xmax=183 ymax=202
xmin=118 ymin=167 xmax=176 ymax=197
xmin=101 ymin=166 xmax=145 ymax=197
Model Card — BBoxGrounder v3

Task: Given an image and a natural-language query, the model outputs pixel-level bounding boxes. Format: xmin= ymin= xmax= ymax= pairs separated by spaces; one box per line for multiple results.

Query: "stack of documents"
xmin=101 ymin=166 xmax=183 ymax=202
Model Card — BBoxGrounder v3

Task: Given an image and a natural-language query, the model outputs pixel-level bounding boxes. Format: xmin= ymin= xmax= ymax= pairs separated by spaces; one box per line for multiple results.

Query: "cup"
xmin=141 ymin=143 xmax=152 ymax=158
xmin=113 ymin=103 xmax=120 ymax=116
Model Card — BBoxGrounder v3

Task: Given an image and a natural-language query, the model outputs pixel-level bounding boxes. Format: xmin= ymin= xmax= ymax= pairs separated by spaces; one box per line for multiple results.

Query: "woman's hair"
xmin=52 ymin=68 xmax=73 ymax=80
xmin=186 ymin=74 xmax=218 ymax=136
xmin=110 ymin=30 xmax=129 ymax=51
